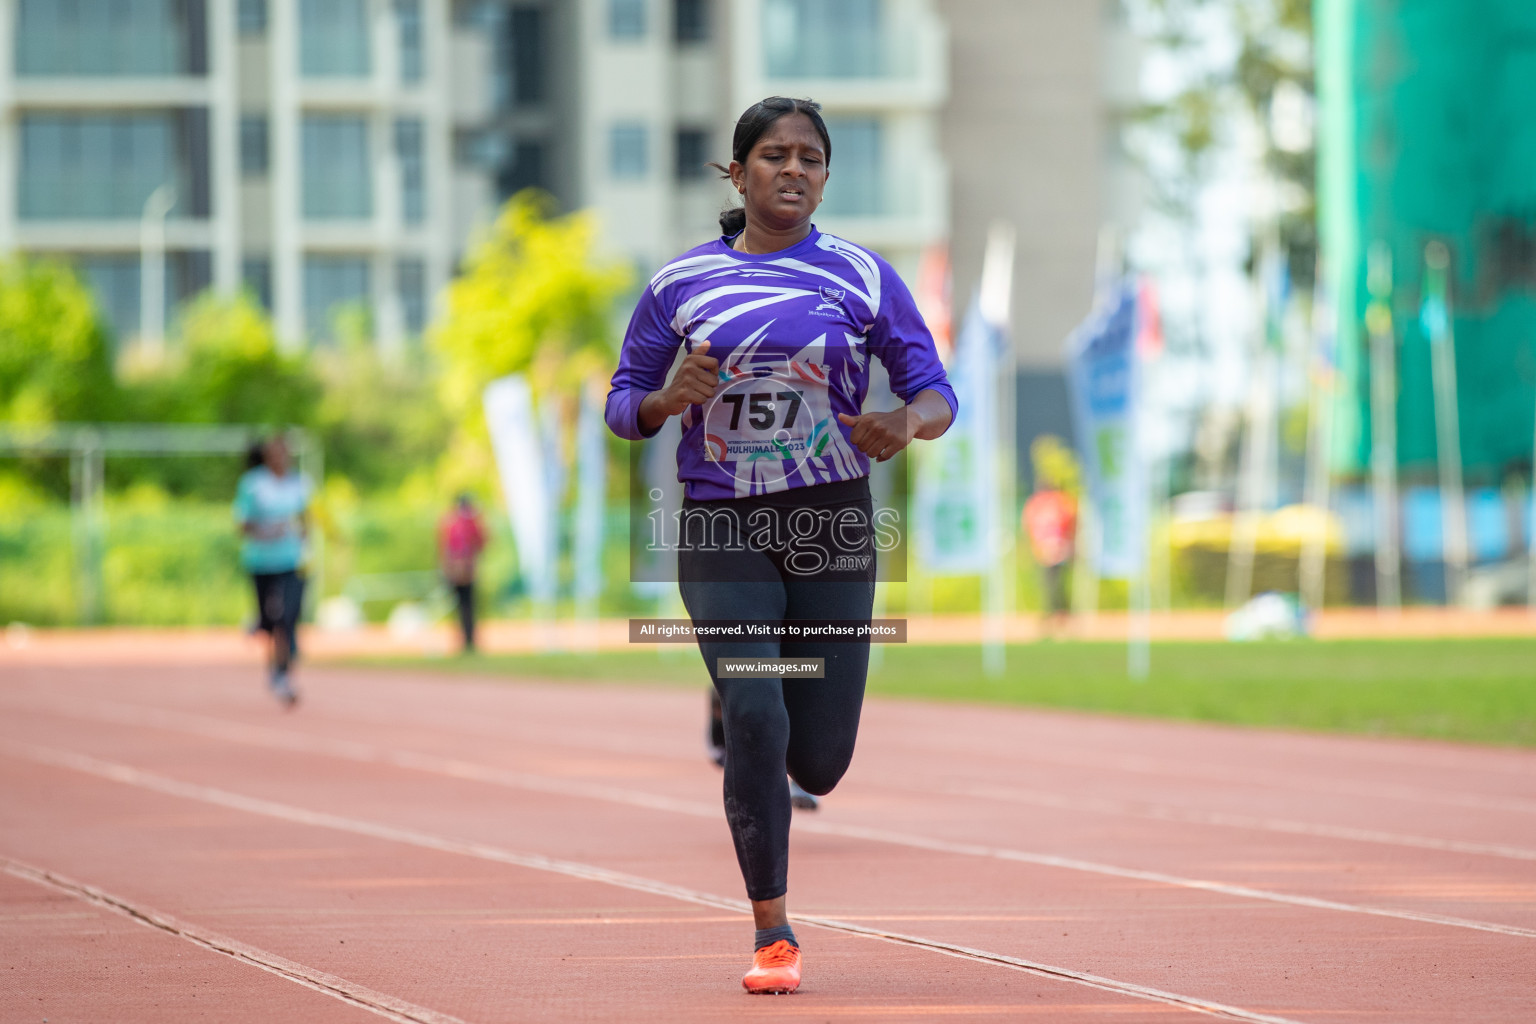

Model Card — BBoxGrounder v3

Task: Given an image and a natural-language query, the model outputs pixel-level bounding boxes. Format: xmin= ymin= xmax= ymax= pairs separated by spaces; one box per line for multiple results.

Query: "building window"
xmin=610 ymin=123 xmax=649 ymax=180
xmin=496 ymin=139 xmax=545 ymax=198
xmin=497 ymin=7 xmax=545 ymax=109
xmin=302 ymin=115 xmax=372 ymax=219
xmin=397 ymin=258 xmax=427 ymax=334
xmin=675 ymin=128 xmax=709 ymax=181
xmin=300 ymin=0 xmax=371 ymax=77
xmin=396 ymin=0 xmax=424 ymax=82
xmin=243 ymin=257 xmax=273 ymax=309
xmin=453 ymin=0 xmax=497 ymax=28
xmin=240 ymin=116 xmax=269 ymax=177
xmin=75 ymin=251 xmax=208 ymax=344
xmin=238 ymin=0 xmax=267 ymax=33
xmin=820 ymin=116 xmax=883 ymax=216
xmin=20 ymin=113 xmax=185 ymax=220
xmin=395 ymin=118 xmax=426 ymax=224
xmin=304 ymin=256 xmax=371 ymax=343
xmin=454 ymin=129 xmax=506 ymax=171
xmin=675 ymin=0 xmax=709 ymax=43
xmin=76 ymin=256 xmax=141 ymax=343
xmin=16 ymin=0 xmax=189 ymax=76
xmin=764 ymin=0 xmax=881 ymax=79
xmin=609 ymin=0 xmax=646 ymax=39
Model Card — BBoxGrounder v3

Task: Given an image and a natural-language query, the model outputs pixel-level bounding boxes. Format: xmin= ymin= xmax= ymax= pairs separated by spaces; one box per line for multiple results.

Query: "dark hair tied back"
xmin=714 ymin=96 xmax=831 ymax=237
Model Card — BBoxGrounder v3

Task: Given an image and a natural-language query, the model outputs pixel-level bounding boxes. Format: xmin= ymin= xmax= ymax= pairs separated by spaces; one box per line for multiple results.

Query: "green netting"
xmin=1318 ymin=0 xmax=1536 ymax=480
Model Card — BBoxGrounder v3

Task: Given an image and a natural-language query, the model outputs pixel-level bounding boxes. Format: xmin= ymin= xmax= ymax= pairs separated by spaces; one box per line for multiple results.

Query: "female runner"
xmin=605 ymin=96 xmax=955 ymax=994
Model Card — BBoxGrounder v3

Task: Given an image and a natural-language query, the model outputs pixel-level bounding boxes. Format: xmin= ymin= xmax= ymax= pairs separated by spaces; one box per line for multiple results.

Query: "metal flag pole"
xmin=1224 ymin=245 xmax=1282 ymax=611
xmin=1423 ymin=241 xmax=1468 ymax=607
xmin=1366 ymin=241 xmax=1402 ymax=611
xmin=1529 ymin=377 xmax=1536 ymax=615
xmin=979 ymin=221 xmax=1017 ymax=676
xmin=1299 ymin=262 xmax=1336 ymax=613
xmin=139 ymin=184 xmax=177 ymax=358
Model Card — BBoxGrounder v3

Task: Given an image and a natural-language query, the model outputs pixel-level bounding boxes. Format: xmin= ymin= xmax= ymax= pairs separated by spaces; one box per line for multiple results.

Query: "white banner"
xmin=573 ymin=387 xmax=607 ymax=607
xmin=483 ymin=375 xmax=555 ymax=604
xmin=916 ymin=297 xmax=1002 ymax=573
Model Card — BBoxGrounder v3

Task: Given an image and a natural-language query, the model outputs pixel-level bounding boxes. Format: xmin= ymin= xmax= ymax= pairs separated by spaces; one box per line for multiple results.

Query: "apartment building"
xmin=0 ymin=0 xmax=497 ymax=349
xmin=1 ymin=0 xmax=1122 ymax=379
xmin=476 ymin=0 xmax=948 ymax=281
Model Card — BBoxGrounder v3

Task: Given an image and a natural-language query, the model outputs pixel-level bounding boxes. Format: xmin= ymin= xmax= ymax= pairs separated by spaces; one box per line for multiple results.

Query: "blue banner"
xmin=1065 ymin=283 xmax=1145 ymax=580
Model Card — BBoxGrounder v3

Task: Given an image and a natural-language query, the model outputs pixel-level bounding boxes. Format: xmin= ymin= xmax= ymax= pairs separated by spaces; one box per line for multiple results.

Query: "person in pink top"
xmin=1023 ymin=481 xmax=1077 ymax=630
xmin=438 ymin=495 xmax=486 ymax=654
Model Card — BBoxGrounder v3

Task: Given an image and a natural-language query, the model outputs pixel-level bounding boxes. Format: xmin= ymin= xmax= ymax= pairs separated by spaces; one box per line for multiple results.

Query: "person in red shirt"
xmin=438 ymin=495 xmax=487 ymax=654
xmin=1023 ymin=480 xmax=1077 ymax=630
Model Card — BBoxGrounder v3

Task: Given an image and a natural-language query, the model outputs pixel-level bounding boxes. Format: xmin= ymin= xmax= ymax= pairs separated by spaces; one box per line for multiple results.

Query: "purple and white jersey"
xmin=605 ymin=227 xmax=957 ymax=502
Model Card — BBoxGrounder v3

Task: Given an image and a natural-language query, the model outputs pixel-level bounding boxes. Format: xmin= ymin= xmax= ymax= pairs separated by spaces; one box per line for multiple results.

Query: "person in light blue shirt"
xmin=233 ymin=434 xmax=311 ymax=706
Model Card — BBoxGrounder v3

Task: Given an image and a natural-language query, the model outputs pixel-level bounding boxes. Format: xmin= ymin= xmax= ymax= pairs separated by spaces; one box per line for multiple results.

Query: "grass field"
xmin=351 ymin=638 xmax=1536 ymax=749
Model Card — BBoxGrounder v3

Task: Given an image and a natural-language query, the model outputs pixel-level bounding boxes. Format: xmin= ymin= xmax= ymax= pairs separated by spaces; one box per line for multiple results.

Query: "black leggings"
xmin=251 ymin=570 xmax=303 ymax=670
xmin=677 ymin=480 xmax=875 ymax=902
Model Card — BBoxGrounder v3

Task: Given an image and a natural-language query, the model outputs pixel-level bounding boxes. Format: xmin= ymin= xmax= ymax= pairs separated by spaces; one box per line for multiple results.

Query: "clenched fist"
xmin=835 ymin=389 xmax=954 ymax=462
xmin=656 ymin=340 xmax=720 ymax=416
xmin=638 ymin=341 xmax=720 ymax=434
xmin=837 ymin=408 xmax=918 ymax=463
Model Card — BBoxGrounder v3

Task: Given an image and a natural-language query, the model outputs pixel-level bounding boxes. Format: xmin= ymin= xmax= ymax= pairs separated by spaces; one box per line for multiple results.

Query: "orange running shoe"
xmin=742 ymin=939 xmax=801 ymax=994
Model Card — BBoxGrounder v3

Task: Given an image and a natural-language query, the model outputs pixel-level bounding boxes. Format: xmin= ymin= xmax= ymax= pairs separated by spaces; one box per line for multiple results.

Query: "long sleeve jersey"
xmin=605 ymin=227 xmax=957 ymax=501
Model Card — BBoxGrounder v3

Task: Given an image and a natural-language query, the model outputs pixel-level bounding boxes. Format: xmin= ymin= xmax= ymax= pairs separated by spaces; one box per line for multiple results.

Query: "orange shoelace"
xmin=754 ymin=940 xmax=798 ymax=967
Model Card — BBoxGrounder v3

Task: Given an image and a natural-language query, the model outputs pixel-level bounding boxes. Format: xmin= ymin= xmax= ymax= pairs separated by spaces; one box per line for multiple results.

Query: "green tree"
xmin=313 ymin=336 xmax=453 ymax=495
xmin=117 ymin=292 xmax=323 ymax=497
xmin=431 ymin=191 xmax=631 ymax=489
xmin=433 ymin=193 xmax=630 ymax=412
xmin=0 ymin=256 xmax=115 ymax=424
xmin=1129 ymin=0 xmax=1316 ymax=280
xmin=163 ymin=291 xmax=322 ymax=425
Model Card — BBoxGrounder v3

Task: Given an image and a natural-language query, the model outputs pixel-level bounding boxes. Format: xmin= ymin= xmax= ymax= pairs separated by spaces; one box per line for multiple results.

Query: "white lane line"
xmin=2 ymin=856 xmax=470 ymax=1024
xmin=938 ymin=782 xmax=1536 ymax=863
xmin=886 ymin=740 xmax=1536 ymax=817
xmin=3 ymin=744 xmax=1307 ymax=1024
xmin=18 ymin=695 xmax=1536 ymax=864
xmin=8 ymin=697 xmax=1536 ymax=940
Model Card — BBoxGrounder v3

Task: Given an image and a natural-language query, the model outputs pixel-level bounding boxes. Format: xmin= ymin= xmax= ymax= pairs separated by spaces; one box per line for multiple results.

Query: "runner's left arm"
xmin=839 ymin=261 xmax=957 ymax=460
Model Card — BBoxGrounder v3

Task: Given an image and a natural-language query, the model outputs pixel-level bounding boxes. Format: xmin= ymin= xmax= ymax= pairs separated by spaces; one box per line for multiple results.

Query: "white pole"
xmin=1129 ymin=285 xmax=1152 ymax=681
xmin=1529 ymin=384 xmax=1536 ymax=615
xmin=1425 ymin=242 xmax=1468 ymax=606
xmin=1070 ymin=499 xmax=1099 ymax=625
xmin=1299 ymin=274 xmax=1336 ymax=612
xmin=1366 ymin=241 xmax=1402 ymax=611
xmin=980 ymin=222 xmax=1016 ymax=676
xmin=1224 ymin=249 xmax=1278 ymax=611
xmin=139 ymin=184 xmax=177 ymax=356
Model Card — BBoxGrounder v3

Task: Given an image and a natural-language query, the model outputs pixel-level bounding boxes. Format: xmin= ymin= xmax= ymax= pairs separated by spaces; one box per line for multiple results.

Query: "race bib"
xmin=701 ymin=358 xmax=838 ymax=484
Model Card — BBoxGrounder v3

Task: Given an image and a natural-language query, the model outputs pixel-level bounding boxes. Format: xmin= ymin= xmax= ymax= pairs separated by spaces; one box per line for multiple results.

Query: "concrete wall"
xmin=937 ymin=0 xmax=1109 ymax=370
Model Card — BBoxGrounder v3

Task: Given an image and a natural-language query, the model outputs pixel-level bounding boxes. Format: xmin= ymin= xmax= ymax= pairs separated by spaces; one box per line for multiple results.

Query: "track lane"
xmin=0 ymin=749 xmax=1258 ymax=1024
xmin=4 ymin=662 xmax=1533 ymax=1022
xmin=5 ymin=686 xmax=1535 ymax=936
xmin=0 ymin=716 xmax=1530 ymax=1021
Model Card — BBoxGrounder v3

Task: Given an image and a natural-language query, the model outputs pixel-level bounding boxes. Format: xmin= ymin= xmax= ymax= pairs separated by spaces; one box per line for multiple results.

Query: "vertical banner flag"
xmin=916 ymin=296 xmax=1002 ymax=573
xmin=483 ymin=375 xmax=555 ymax=604
xmin=1065 ymin=282 xmax=1145 ymax=580
xmin=573 ymin=385 xmax=607 ymax=609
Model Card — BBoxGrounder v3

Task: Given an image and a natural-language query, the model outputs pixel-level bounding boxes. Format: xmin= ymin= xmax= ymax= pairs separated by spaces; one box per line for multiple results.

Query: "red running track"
xmin=1 ymin=659 xmax=1532 ymax=1023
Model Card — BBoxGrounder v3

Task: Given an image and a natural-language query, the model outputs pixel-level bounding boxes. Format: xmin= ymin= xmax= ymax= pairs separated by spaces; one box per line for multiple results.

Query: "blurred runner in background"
xmin=1023 ymin=444 xmax=1077 ymax=634
xmin=439 ymin=494 xmax=486 ymax=654
xmin=234 ymin=435 xmax=311 ymax=707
